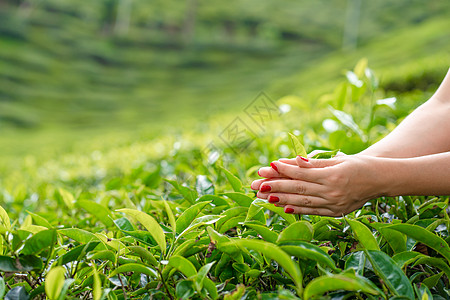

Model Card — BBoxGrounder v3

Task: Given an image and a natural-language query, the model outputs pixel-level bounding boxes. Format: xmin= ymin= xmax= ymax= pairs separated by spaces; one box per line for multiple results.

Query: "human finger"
xmin=257 ymin=179 xmax=325 ymax=198
xmin=251 ymin=177 xmax=290 ymax=190
xmin=267 ymin=193 xmax=330 ymax=208
xmin=283 ymin=205 xmax=339 ymax=217
xmin=257 ymin=166 xmax=284 ymax=178
xmin=269 ymin=161 xmax=325 ymax=182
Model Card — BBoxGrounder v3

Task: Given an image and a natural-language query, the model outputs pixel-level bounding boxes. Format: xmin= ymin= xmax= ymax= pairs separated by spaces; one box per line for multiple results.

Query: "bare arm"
xmin=360 ymin=68 xmax=450 ymax=158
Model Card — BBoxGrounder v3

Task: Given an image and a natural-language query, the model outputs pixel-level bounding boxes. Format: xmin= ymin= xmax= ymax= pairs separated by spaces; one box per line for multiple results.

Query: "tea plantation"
xmin=1 ymin=60 xmax=450 ymax=299
xmin=1 ymin=0 xmax=450 ymax=299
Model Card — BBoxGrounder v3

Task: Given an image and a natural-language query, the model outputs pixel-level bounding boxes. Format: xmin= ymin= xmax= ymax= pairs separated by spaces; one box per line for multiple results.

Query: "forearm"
xmin=360 ymin=68 xmax=450 ymax=158
xmin=380 ymin=152 xmax=450 ymax=196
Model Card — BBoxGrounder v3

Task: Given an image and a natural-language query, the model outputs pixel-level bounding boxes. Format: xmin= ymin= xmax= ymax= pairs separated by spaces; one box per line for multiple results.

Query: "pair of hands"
xmin=251 ymin=152 xmax=386 ymax=217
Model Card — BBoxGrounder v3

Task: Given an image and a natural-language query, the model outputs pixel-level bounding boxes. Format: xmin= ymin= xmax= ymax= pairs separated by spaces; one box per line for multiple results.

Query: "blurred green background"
xmin=0 ymin=0 xmax=449 ymax=170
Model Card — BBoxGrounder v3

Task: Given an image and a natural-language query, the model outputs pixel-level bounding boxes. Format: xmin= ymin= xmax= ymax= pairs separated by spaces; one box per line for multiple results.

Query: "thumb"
xmin=296 ymin=155 xmax=339 ymax=168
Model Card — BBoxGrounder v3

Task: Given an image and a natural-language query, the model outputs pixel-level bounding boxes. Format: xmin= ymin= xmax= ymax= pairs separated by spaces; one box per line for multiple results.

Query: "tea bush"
xmin=0 ymin=62 xmax=448 ymax=299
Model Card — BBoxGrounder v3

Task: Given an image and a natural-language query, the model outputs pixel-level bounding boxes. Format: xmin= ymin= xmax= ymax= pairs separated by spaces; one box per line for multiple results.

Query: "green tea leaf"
xmin=228 ymin=239 xmax=303 ymax=293
xmin=176 ymin=201 xmax=211 ymax=234
xmin=370 ymin=222 xmax=406 ymax=254
xmin=88 ymin=250 xmax=116 ymax=264
xmin=0 ymin=277 xmax=5 ymax=300
xmin=162 ymin=199 xmax=176 ymax=233
xmin=127 ymin=245 xmax=158 ymax=266
xmin=0 ymin=255 xmax=43 ymax=272
xmin=346 ymin=219 xmax=379 ymax=251
xmin=4 ymin=286 xmax=29 ymax=300
xmin=288 ymin=133 xmax=307 ymax=157
xmin=117 ymin=209 xmax=166 ymax=254
xmin=277 ymin=221 xmax=314 ymax=243
xmin=57 ymin=279 xmax=75 ymax=300
xmin=414 ymin=257 xmax=450 ymax=279
xmin=365 ymin=250 xmax=414 ymax=299
xmin=0 ymin=205 xmax=11 ymax=233
xmin=279 ymin=241 xmax=340 ymax=272
xmin=77 ymin=200 xmax=113 ymax=227
xmin=92 ymin=265 xmax=102 ymax=300
xmin=218 ymin=216 xmax=245 ymax=234
xmin=165 ymin=179 xmax=198 ymax=204
xmin=59 ymin=228 xmax=99 ymax=244
xmin=195 ymin=261 xmax=215 ymax=290
xmin=244 ymin=223 xmax=278 ymax=243
xmin=58 ymin=188 xmax=75 ymax=210
xmin=220 ymin=167 xmax=243 ymax=193
xmin=168 ymin=255 xmax=197 ymax=277
xmin=392 ymin=251 xmax=423 ymax=268
xmin=387 ymin=223 xmax=450 ymax=262
xmin=57 ymin=242 xmax=100 ymax=266
xmin=311 ymin=149 xmax=340 ymax=159
xmin=176 ymin=280 xmax=195 ymax=300
xmin=303 ymin=274 xmax=378 ymax=300
xmin=253 ymin=199 xmax=296 ymax=224
xmin=109 ymin=263 xmax=158 ymax=279
xmin=45 ymin=266 xmax=66 ymax=300
xmin=223 ymin=193 xmax=253 ymax=207
xmin=22 ymin=229 xmax=57 ymax=255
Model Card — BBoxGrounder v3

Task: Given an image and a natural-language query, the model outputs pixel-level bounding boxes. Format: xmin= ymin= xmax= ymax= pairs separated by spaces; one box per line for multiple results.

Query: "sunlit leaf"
xmin=168 ymin=255 xmax=197 ymax=277
xmin=387 ymin=223 xmax=450 ymax=262
xmin=109 ymin=263 xmax=158 ymax=279
xmin=220 ymin=167 xmax=243 ymax=193
xmin=288 ymin=133 xmax=307 ymax=157
xmin=346 ymin=219 xmax=379 ymax=251
xmin=175 ymin=201 xmax=211 ymax=234
xmin=117 ymin=209 xmax=166 ymax=254
xmin=303 ymin=274 xmax=378 ymax=300
xmin=277 ymin=221 xmax=313 ymax=243
xmin=279 ymin=241 xmax=340 ymax=272
xmin=45 ymin=266 xmax=66 ymax=300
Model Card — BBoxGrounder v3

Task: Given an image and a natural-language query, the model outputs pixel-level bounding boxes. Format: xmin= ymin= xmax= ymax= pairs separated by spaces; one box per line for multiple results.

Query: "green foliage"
xmin=0 ymin=62 xmax=449 ymax=299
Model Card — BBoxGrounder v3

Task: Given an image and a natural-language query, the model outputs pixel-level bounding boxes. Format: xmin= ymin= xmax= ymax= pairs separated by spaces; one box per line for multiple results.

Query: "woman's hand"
xmin=251 ymin=155 xmax=390 ymax=217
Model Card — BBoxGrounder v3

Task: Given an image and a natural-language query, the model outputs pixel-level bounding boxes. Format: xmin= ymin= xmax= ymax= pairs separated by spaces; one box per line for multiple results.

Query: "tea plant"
xmin=0 ymin=62 xmax=449 ymax=299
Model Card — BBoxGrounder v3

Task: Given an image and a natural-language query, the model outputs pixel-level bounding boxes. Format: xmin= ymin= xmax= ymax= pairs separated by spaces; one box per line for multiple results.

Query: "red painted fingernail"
xmin=257 ymin=170 xmax=261 ymax=177
xmin=298 ymin=156 xmax=309 ymax=162
xmin=270 ymin=162 xmax=278 ymax=172
xmin=268 ymin=195 xmax=279 ymax=203
xmin=285 ymin=207 xmax=294 ymax=213
xmin=260 ymin=185 xmax=271 ymax=192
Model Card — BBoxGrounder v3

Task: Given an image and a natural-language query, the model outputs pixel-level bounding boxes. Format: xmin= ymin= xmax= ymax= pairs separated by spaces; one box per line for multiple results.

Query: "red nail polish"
xmin=285 ymin=207 xmax=294 ymax=213
xmin=260 ymin=185 xmax=271 ymax=192
xmin=270 ymin=162 xmax=278 ymax=172
xmin=268 ymin=195 xmax=279 ymax=203
xmin=257 ymin=170 xmax=261 ymax=177
xmin=298 ymin=156 xmax=309 ymax=162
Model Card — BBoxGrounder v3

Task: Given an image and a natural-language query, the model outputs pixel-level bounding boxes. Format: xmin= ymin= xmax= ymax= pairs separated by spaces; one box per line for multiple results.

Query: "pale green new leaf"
xmin=45 ymin=266 xmax=66 ymax=300
xmin=288 ymin=133 xmax=307 ymax=157
xmin=117 ymin=209 xmax=166 ymax=254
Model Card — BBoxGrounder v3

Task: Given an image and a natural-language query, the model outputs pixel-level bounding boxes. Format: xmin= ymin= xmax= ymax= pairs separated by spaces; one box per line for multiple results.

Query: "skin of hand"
xmin=251 ymin=151 xmax=450 ymax=216
xmin=251 ymin=155 xmax=391 ymax=217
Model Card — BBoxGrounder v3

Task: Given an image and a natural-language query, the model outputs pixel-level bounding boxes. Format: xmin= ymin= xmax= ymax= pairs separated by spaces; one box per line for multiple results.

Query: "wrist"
xmin=369 ymin=157 xmax=405 ymax=197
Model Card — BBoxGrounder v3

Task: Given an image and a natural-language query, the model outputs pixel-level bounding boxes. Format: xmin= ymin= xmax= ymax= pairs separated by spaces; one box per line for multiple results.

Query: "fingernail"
xmin=260 ymin=185 xmax=271 ymax=192
xmin=250 ymin=182 xmax=257 ymax=190
xmin=268 ymin=195 xmax=279 ymax=203
xmin=257 ymin=170 xmax=262 ymax=177
xmin=285 ymin=207 xmax=294 ymax=213
xmin=298 ymin=156 xmax=309 ymax=162
xmin=270 ymin=162 xmax=278 ymax=172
